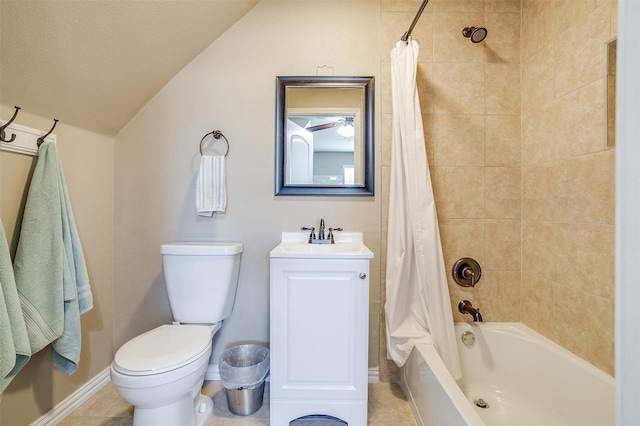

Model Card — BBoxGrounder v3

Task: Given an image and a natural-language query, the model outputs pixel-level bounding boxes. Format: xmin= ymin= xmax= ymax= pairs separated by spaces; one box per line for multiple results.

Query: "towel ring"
xmin=199 ymin=130 xmax=229 ymax=157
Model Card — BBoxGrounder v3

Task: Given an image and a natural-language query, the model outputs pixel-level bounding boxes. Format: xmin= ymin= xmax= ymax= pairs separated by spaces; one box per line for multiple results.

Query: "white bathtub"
xmin=400 ymin=322 xmax=615 ymax=426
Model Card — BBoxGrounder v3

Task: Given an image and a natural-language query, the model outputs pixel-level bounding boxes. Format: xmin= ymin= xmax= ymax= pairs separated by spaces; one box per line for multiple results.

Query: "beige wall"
xmin=520 ymin=0 xmax=617 ymax=374
xmin=380 ymin=0 xmax=617 ymax=380
xmin=113 ymin=1 xmax=383 ymax=371
xmin=0 ymin=106 xmax=114 ymax=424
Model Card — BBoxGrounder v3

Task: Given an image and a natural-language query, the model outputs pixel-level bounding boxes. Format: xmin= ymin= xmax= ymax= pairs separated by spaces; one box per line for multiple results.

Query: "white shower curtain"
xmin=385 ymin=39 xmax=461 ymax=379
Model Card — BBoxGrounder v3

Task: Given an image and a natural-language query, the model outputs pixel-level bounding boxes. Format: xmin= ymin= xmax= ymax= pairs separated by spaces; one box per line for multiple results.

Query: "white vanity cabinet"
xmin=269 ymin=232 xmax=373 ymax=425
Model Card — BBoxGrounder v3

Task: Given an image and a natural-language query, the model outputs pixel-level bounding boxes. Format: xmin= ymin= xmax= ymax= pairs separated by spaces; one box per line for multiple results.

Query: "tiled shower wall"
xmin=520 ymin=0 xmax=617 ymax=374
xmin=379 ymin=0 xmax=616 ymax=381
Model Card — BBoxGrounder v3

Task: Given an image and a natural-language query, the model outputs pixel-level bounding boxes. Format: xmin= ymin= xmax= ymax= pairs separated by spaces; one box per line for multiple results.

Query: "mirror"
xmin=605 ymin=37 xmax=616 ymax=148
xmin=275 ymin=76 xmax=374 ymax=195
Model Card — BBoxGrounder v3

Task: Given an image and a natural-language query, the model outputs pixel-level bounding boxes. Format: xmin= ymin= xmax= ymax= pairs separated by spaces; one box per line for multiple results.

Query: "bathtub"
xmin=400 ymin=322 xmax=615 ymax=426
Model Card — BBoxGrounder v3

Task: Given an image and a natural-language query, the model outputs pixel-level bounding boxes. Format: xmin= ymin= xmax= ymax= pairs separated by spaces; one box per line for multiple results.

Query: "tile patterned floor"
xmin=59 ymin=381 xmax=417 ymax=425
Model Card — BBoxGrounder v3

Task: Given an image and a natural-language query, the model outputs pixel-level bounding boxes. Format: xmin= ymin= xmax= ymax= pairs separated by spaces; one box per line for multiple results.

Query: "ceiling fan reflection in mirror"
xmin=304 ymin=116 xmax=354 ymax=137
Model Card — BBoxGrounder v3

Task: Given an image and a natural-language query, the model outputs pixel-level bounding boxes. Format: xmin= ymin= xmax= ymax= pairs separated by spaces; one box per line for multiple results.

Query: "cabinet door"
xmin=270 ymin=259 xmax=369 ymax=402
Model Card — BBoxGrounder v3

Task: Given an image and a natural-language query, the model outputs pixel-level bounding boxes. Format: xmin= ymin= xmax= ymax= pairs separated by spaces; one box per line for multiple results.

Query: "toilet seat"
xmin=113 ymin=324 xmax=213 ymax=376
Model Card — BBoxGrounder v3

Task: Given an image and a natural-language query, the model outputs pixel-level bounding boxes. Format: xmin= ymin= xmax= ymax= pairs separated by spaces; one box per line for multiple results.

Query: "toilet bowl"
xmin=110 ymin=242 xmax=243 ymax=426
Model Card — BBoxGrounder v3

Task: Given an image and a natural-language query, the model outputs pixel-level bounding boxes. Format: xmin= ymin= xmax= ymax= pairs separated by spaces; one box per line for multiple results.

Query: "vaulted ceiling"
xmin=0 ymin=0 xmax=259 ymax=137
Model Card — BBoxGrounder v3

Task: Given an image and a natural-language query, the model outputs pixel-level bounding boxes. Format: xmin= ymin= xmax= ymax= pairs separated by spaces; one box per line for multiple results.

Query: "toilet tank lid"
xmin=161 ymin=242 xmax=243 ymax=255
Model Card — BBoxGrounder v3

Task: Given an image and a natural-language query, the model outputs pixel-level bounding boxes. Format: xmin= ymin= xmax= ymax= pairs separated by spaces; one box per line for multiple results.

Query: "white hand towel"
xmin=196 ymin=155 xmax=227 ymax=217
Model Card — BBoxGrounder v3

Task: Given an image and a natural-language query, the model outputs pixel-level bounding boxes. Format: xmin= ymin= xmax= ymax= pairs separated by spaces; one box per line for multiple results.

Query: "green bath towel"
xmin=0 ymin=218 xmax=30 ymax=394
xmin=13 ymin=142 xmax=93 ymax=375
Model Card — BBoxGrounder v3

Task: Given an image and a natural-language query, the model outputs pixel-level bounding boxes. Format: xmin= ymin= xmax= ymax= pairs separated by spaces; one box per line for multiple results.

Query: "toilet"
xmin=110 ymin=242 xmax=243 ymax=426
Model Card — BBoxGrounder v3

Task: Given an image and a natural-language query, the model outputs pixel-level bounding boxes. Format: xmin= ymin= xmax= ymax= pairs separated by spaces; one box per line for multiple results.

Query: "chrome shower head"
xmin=462 ymin=26 xmax=488 ymax=43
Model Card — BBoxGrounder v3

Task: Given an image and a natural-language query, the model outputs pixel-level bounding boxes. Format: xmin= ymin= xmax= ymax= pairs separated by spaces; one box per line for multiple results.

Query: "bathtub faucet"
xmin=458 ymin=300 xmax=483 ymax=322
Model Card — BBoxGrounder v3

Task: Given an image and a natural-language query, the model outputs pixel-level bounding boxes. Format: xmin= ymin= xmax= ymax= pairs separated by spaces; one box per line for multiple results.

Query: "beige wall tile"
xmin=522 ymin=163 xmax=555 ymax=221
xmin=486 ymin=115 xmax=521 ymax=166
xmin=382 ymin=113 xmax=393 ymax=166
xmin=433 ymin=12 xmax=485 ymax=63
xmin=433 ymin=62 xmax=485 ymax=114
xmin=553 ymin=3 xmax=610 ymax=97
xmin=432 ymin=166 xmax=486 ymax=218
xmin=522 ymin=43 xmax=554 ymax=114
xmin=383 ymin=0 xmax=431 ymax=13
xmin=552 ymin=0 xmax=598 ymax=40
xmin=608 ymin=0 xmax=618 ymax=37
xmin=606 ymin=148 xmax=615 ymax=225
xmin=433 ymin=0 xmax=485 ymax=13
xmin=474 ymin=270 xmax=521 ymax=321
xmin=439 ymin=219 xmax=485 ymax=273
xmin=381 ymin=62 xmax=392 ymax=114
xmin=522 ymin=220 xmax=556 ymax=282
xmin=552 ymin=222 xmax=614 ymax=300
xmin=554 ymin=153 xmax=611 ymax=224
xmin=486 ymin=0 xmax=521 ymax=13
xmin=552 ymin=285 xmax=614 ymax=374
xmin=383 ymin=11 xmax=434 ymax=61
xmin=521 ymin=275 xmax=555 ymax=337
xmin=485 ymin=13 xmax=521 ymax=64
xmin=434 ymin=114 xmax=485 ymax=166
xmin=486 ymin=167 xmax=521 ymax=219
xmin=485 ymin=219 xmax=521 ymax=271
xmin=522 ymin=104 xmax=555 ymax=165
xmin=485 ymin=63 xmax=521 ymax=115
xmin=553 ymin=80 xmax=605 ymax=159
xmin=522 ymin=0 xmax=554 ymax=60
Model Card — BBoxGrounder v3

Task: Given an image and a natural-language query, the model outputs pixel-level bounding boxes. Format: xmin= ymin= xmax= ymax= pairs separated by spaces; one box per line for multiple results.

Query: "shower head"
xmin=462 ymin=26 xmax=488 ymax=43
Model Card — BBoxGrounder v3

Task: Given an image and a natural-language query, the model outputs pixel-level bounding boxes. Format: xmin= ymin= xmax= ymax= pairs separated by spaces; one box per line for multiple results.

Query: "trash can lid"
xmin=114 ymin=325 xmax=212 ymax=375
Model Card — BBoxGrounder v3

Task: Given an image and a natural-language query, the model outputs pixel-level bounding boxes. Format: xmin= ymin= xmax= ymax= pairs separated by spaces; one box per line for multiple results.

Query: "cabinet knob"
xmin=359 ymin=273 xmax=367 ymax=279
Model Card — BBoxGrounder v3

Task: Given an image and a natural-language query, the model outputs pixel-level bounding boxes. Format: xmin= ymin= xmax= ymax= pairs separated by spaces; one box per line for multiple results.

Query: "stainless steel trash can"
xmin=225 ymin=381 xmax=266 ymax=416
xmin=219 ymin=344 xmax=270 ymax=416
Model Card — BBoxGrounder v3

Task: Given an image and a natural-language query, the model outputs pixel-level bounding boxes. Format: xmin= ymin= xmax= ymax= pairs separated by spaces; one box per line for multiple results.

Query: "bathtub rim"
xmin=400 ymin=342 xmax=486 ymax=426
xmin=456 ymin=322 xmax=615 ymax=384
xmin=400 ymin=322 xmax=615 ymax=426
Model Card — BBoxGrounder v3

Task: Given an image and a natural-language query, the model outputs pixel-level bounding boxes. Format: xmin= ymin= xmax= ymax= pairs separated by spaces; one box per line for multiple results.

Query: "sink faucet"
xmin=300 ymin=226 xmax=316 ymax=243
xmin=327 ymin=227 xmax=343 ymax=243
xmin=458 ymin=300 xmax=483 ymax=322
xmin=319 ymin=218 xmax=325 ymax=241
xmin=301 ymin=219 xmax=342 ymax=244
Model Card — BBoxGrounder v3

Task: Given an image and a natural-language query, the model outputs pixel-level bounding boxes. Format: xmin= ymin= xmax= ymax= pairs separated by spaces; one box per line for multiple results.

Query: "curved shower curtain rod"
xmin=401 ymin=0 xmax=430 ymax=42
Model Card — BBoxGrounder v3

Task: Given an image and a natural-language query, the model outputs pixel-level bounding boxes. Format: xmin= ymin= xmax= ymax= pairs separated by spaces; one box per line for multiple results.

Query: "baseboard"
xmin=205 ymin=363 xmax=221 ymax=381
xmin=368 ymin=367 xmax=380 ymax=383
xmin=30 ymin=367 xmax=111 ymax=426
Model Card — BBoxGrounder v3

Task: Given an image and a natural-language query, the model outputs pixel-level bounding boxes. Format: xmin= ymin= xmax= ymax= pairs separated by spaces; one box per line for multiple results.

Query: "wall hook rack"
xmin=0 ymin=106 xmax=21 ymax=143
xmin=37 ymin=119 xmax=59 ymax=147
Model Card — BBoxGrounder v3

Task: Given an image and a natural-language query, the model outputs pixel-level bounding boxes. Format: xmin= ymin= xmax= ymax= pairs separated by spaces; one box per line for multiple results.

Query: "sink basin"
xmin=270 ymin=232 xmax=373 ymax=259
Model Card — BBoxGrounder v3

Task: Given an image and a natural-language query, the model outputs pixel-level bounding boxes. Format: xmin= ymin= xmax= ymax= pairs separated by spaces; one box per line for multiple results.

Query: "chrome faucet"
xmin=458 ymin=300 xmax=483 ymax=322
xmin=318 ymin=218 xmax=325 ymax=241
xmin=301 ymin=218 xmax=342 ymax=244
xmin=327 ymin=227 xmax=343 ymax=243
xmin=300 ymin=226 xmax=316 ymax=243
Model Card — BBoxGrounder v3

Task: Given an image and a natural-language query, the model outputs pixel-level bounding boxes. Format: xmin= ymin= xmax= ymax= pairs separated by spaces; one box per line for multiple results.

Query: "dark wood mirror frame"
xmin=275 ymin=76 xmax=374 ymax=196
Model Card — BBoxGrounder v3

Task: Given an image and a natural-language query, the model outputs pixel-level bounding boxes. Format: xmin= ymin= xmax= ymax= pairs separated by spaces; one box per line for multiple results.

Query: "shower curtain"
xmin=385 ymin=39 xmax=461 ymax=379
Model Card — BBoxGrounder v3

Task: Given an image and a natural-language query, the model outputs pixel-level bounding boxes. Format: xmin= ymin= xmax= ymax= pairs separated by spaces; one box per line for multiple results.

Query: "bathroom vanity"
xmin=269 ymin=232 xmax=373 ymax=425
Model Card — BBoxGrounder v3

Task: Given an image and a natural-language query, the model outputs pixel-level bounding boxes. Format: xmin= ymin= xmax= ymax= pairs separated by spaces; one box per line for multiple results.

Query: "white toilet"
xmin=110 ymin=242 xmax=243 ymax=426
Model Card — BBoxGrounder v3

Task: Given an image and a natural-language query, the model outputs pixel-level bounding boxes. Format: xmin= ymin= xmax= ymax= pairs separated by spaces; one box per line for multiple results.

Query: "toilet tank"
xmin=161 ymin=242 xmax=243 ymax=324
